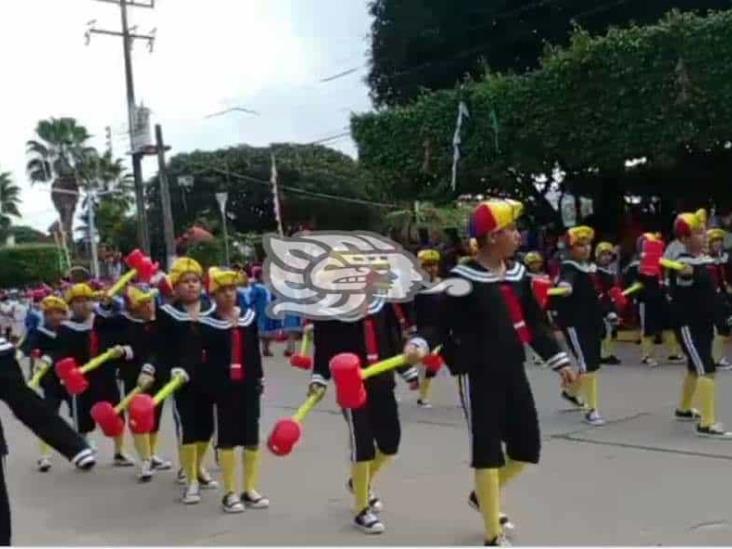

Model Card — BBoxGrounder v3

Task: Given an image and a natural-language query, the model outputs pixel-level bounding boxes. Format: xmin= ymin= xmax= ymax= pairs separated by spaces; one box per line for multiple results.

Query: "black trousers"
xmin=562 ymin=324 xmax=602 ymax=374
xmin=0 ymin=458 xmax=10 ymax=546
xmin=677 ymin=323 xmax=716 ymax=376
xmin=342 ymin=385 xmax=400 ymax=463
xmin=173 ymin=383 xmax=214 ymax=445
xmin=458 ymin=369 xmax=540 ymax=469
xmin=72 ymin=370 xmax=121 ymax=434
xmin=215 ymin=381 xmax=261 ymax=449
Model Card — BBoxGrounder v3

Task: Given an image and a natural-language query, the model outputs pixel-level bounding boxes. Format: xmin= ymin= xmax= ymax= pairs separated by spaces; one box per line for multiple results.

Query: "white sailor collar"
xmin=597 ymin=266 xmax=615 ymax=276
xmin=37 ymin=324 xmax=57 ymax=339
xmin=562 ymin=260 xmax=597 ymax=274
xmin=62 ymin=316 xmax=94 ymax=331
xmin=161 ymin=300 xmax=216 ymax=322
xmin=677 ymin=253 xmax=714 ymax=266
xmin=199 ymin=307 xmax=256 ymax=329
xmin=451 ymin=260 xmax=525 ymax=283
xmin=0 ymin=337 xmax=13 ymax=354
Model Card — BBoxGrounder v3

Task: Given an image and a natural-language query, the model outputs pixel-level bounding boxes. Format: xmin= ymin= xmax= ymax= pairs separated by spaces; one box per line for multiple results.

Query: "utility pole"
xmin=154 ymin=124 xmax=176 ymax=269
xmin=86 ymin=0 xmax=157 ymax=253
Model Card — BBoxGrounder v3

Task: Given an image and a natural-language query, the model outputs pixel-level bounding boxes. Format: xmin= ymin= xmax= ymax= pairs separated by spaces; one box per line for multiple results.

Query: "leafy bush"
xmin=0 ymin=244 xmax=63 ymax=287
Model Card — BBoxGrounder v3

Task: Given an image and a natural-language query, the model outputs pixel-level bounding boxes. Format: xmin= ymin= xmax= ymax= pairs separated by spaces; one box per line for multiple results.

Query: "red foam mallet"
xmin=422 ymin=353 xmax=444 ymax=374
xmin=55 ymin=346 xmax=127 ymax=396
xmin=330 ymin=352 xmax=409 ymax=409
xmin=105 ymin=249 xmax=159 ymax=298
xmin=267 ymin=388 xmax=325 ymax=456
xmin=289 ymin=326 xmax=314 ymax=370
xmin=91 ymin=383 xmax=149 ymax=437
xmin=639 ymin=239 xmax=665 ymax=277
xmin=128 ymin=369 xmax=189 ymax=434
xmin=531 ymin=276 xmax=553 ymax=310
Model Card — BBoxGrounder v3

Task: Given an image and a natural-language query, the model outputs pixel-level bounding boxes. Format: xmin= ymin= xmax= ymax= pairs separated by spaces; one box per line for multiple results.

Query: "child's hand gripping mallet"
xmin=290 ymin=323 xmax=314 ymax=370
xmin=608 ymin=282 xmax=644 ymax=311
xmin=91 ymin=378 xmax=153 ymax=437
xmin=105 ymin=249 xmax=159 ymax=298
xmin=267 ymin=387 xmax=325 ymax=456
xmin=27 ymin=350 xmax=51 ymax=390
xmin=330 ymin=352 xmax=417 ymax=409
xmin=128 ymin=368 xmax=189 ymax=434
xmin=55 ymin=345 xmax=131 ymax=395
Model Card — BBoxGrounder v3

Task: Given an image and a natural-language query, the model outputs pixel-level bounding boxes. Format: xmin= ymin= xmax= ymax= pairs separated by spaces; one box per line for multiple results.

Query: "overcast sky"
xmin=0 ymin=0 xmax=372 ymax=232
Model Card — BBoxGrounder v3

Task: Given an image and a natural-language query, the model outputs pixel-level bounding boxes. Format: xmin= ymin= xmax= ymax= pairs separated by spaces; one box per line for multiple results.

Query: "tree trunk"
xmin=51 ymin=176 xmax=79 ymax=253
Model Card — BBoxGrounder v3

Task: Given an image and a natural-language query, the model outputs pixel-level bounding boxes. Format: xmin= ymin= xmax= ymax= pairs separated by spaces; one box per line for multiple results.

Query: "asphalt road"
xmin=5 ymin=340 xmax=732 ymax=546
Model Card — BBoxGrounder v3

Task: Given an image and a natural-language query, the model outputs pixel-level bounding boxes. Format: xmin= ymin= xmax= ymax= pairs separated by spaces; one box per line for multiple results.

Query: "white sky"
xmin=0 ymin=0 xmax=373 ymax=232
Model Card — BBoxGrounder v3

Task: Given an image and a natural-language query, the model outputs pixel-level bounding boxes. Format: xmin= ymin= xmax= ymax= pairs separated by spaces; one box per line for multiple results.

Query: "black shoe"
xmin=197 ymin=470 xmax=219 ymax=489
xmin=674 ymin=408 xmax=701 ymax=422
xmin=561 ymin=390 xmax=586 ymax=409
xmin=601 ymin=355 xmax=621 ymax=365
xmin=353 ymin=507 xmax=384 ymax=534
xmin=113 ymin=452 xmax=135 ymax=467
xmin=37 ymin=457 xmax=51 ymax=473
xmin=241 ymin=490 xmax=270 ymax=509
xmin=151 ymin=455 xmax=172 ymax=471
xmin=222 ymin=492 xmax=245 ymax=513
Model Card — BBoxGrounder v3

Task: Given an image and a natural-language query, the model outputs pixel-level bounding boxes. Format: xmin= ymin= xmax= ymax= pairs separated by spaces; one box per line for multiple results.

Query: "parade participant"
xmin=706 ymin=228 xmax=732 ymax=369
xmin=249 ymin=266 xmax=279 ymax=357
xmin=21 ymin=295 xmax=70 ymax=472
xmin=624 ymin=234 xmax=685 ymax=367
xmin=523 ymin=251 xmax=545 ymax=278
xmin=412 ymin=199 xmax=575 ymax=546
xmin=57 ymin=283 xmax=135 ymax=465
xmin=157 ymin=257 xmax=218 ymax=503
xmin=414 ymin=248 xmax=443 ymax=407
xmin=101 ymin=285 xmax=173 ymax=482
xmin=198 ymin=268 xmax=268 ymax=513
xmin=595 ymin=242 xmax=621 ymax=365
xmin=310 ymin=295 xmax=421 ymax=534
xmin=0 ymin=336 xmax=96 ymax=545
xmin=669 ymin=211 xmax=732 ymax=438
xmin=553 ymin=226 xmax=607 ymax=426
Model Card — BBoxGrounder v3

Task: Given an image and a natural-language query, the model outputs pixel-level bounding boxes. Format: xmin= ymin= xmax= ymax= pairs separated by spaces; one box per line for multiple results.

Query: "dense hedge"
xmin=352 ymin=10 xmax=732 ymax=197
xmin=0 ymin=244 xmax=63 ymax=287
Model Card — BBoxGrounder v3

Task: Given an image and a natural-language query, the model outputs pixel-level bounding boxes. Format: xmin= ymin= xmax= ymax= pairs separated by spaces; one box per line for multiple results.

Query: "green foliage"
xmin=186 ymin=239 xmax=225 ymax=270
xmin=367 ymin=0 xmax=729 ymax=107
xmin=146 ymin=143 xmax=386 ymax=258
xmin=354 ymin=10 xmax=732 ymax=201
xmin=2 ymin=225 xmax=47 ymax=244
xmin=0 ymin=171 xmax=21 ymax=229
xmin=0 ymin=244 xmax=63 ymax=287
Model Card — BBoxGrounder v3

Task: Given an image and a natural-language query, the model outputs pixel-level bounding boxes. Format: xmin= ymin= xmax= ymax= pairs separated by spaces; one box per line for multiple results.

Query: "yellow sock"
xmin=149 ymin=432 xmax=159 ymax=455
xmin=180 ymin=443 xmax=198 ymax=483
xmin=663 ymin=331 xmax=682 ymax=356
xmin=641 ymin=336 xmax=655 ymax=359
xmin=195 ymin=441 xmax=211 ymax=476
xmin=679 ymin=373 xmax=698 ymax=412
xmin=132 ymin=433 xmax=151 ymax=461
xmin=39 ymin=440 xmax=51 ymax=458
xmin=114 ymin=434 xmax=125 ymax=454
xmin=601 ymin=334 xmax=615 ymax=358
xmin=696 ymin=376 xmax=717 ymax=428
xmin=220 ymin=448 xmax=237 ymax=494
xmin=243 ymin=448 xmax=261 ymax=494
xmin=351 ymin=461 xmax=370 ymax=513
xmin=499 ymin=459 xmax=526 ymax=487
xmin=584 ymin=372 xmax=599 ymax=411
xmin=475 ymin=468 xmax=502 ymax=542
xmin=419 ymin=377 xmax=433 ymax=401
xmin=370 ymin=449 xmax=393 ymax=482
xmin=565 ymin=375 xmax=584 ymax=398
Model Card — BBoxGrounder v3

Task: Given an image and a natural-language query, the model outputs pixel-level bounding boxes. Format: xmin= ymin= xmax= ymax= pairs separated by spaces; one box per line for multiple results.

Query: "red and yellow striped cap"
xmin=674 ymin=209 xmax=707 ymax=238
xmin=468 ymin=199 xmax=524 ymax=239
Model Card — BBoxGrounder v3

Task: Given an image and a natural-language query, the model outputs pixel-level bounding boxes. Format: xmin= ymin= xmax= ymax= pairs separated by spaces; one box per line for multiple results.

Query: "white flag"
xmin=270 ymin=153 xmax=284 ymax=236
xmin=451 ymin=101 xmax=470 ymax=191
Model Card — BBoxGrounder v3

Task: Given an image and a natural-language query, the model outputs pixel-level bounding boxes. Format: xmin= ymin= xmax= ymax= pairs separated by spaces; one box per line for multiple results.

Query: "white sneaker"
xmin=182 ymin=482 xmax=201 ymax=504
xmin=175 ymin=469 xmax=187 ymax=485
xmin=641 ymin=356 xmax=659 ymax=367
xmin=197 ymin=470 xmax=219 ymax=490
xmin=717 ymin=357 xmax=732 ymax=371
xmin=696 ymin=423 xmax=732 ymax=439
xmin=138 ymin=459 xmax=153 ymax=483
xmin=353 ymin=508 xmax=385 ymax=534
xmin=417 ymin=398 xmax=433 ymax=409
xmin=222 ymin=492 xmax=245 ymax=514
xmin=113 ymin=452 xmax=136 ymax=467
xmin=151 ymin=455 xmax=172 ymax=471
xmin=242 ymin=490 xmax=270 ymax=509
xmin=37 ymin=456 xmax=51 ymax=473
xmin=485 ymin=534 xmax=512 ymax=547
xmin=584 ymin=409 xmax=606 ymax=426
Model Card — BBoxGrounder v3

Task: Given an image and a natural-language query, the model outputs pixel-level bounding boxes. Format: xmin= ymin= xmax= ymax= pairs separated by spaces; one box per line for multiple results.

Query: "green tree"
xmin=0 ymin=171 xmax=21 ymax=231
xmin=367 ymin=0 xmax=729 ymax=107
xmin=26 ymin=117 xmax=93 ymax=245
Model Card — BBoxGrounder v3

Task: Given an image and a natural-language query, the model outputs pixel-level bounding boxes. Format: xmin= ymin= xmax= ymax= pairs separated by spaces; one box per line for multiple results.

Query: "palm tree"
xmin=0 ymin=171 xmax=21 ymax=231
xmin=26 ymin=117 xmax=93 ymax=245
